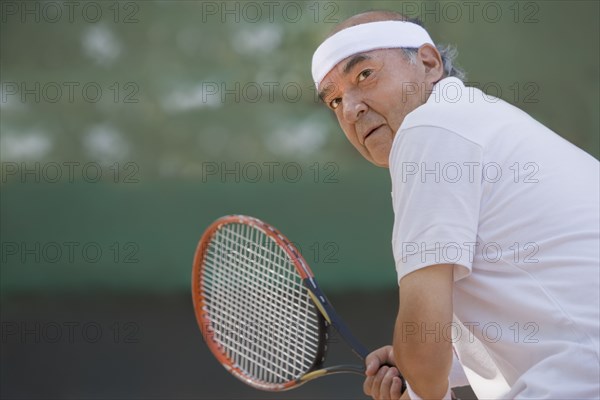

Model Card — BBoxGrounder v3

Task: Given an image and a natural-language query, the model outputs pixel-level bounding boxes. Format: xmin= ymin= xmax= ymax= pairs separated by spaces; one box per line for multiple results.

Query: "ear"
xmin=417 ymin=44 xmax=444 ymax=84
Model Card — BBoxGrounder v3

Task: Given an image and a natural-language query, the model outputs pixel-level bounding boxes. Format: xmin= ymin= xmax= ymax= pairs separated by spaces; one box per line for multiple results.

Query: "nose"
xmin=342 ymin=92 xmax=367 ymax=123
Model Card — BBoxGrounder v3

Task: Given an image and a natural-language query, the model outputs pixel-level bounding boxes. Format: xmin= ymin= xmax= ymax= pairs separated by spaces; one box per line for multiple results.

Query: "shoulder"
xmin=399 ymin=77 xmax=530 ymax=146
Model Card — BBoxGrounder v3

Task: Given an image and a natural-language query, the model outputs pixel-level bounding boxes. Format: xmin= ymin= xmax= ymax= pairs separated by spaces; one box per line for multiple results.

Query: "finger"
xmin=365 ymin=359 xmax=379 ymax=376
xmin=386 ymin=346 xmax=396 ymax=365
xmin=365 ymin=348 xmax=384 ymax=376
xmin=390 ymin=376 xmax=403 ymax=400
xmin=379 ymin=367 xmax=398 ymax=400
xmin=372 ymin=366 xmax=389 ymax=399
xmin=366 ymin=346 xmax=393 ymax=375
xmin=363 ymin=375 xmax=374 ymax=397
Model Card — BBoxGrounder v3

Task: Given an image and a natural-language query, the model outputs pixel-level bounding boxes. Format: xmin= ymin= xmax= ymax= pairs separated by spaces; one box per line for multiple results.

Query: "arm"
xmin=394 ymin=264 xmax=454 ymax=399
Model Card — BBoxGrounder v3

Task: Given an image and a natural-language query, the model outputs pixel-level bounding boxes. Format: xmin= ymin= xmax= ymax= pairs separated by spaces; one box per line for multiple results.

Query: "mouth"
xmin=362 ymin=124 xmax=384 ymax=145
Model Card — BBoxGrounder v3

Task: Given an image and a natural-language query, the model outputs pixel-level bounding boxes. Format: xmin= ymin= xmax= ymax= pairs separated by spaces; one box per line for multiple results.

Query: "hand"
xmin=363 ymin=345 xmax=405 ymax=400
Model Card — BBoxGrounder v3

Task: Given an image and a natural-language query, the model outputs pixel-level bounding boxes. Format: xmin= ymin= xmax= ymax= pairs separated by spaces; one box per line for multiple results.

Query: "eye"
xmin=329 ymin=97 xmax=342 ymax=110
xmin=358 ymin=69 xmax=373 ymax=82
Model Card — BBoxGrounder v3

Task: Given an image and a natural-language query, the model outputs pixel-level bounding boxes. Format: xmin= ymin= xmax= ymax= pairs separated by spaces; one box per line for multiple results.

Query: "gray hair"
xmin=400 ymin=45 xmax=467 ymax=81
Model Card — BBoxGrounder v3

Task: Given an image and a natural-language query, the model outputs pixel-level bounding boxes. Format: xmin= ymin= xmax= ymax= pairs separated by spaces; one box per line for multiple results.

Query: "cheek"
xmin=343 ymin=129 xmax=362 ymax=150
xmin=337 ymin=116 xmax=359 ymax=145
xmin=376 ymin=93 xmax=410 ymax=131
xmin=337 ymin=120 xmax=375 ymax=160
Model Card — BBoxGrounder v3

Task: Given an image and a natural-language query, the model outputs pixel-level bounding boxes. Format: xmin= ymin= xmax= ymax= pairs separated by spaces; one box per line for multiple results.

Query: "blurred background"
xmin=1 ymin=1 xmax=598 ymax=398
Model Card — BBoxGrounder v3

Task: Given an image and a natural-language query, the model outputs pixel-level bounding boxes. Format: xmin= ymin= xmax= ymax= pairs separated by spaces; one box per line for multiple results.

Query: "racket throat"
xmin=298 ymin=364 xmax=366 ymax=384
xmin=302 ymin=277 xmax=369 ymax=360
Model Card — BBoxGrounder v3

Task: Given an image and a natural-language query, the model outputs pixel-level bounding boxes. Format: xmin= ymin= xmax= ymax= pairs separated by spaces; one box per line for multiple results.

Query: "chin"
xmin=367 ymin=148 xmax=391 ymax=168
xmin=356 ymin=145 xmax=390 ymax=168
xmin=371 ymin=160 xmax=389 ymax=168
xmin=368 ymin=156 xmax=389 ymax=168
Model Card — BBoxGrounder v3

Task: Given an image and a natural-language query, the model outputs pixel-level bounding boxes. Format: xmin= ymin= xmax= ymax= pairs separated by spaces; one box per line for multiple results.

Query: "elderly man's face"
xmin=318 ymin=47 xmax=434 ymax=167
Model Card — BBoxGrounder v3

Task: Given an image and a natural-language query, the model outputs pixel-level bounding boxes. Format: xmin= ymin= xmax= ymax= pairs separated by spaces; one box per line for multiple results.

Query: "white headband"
xmin=311 ymin=21 xmax=435 ymax=89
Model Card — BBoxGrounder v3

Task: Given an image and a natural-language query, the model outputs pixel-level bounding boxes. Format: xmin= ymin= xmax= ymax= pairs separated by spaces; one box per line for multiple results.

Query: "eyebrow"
xmin=318 ymin=53 xmax=372 ymax=101
xmin=343 ymin=54 xmax=371 ymax=74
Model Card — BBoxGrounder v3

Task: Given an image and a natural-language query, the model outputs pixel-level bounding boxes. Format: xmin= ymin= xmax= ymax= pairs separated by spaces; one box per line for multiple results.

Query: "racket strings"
xmin=201 ymin=222 xmax=322 ymax=384
xmin=218 ymin=223 xmax=318 ymax=381
xmin=203 ymin=254 xmax=321 ymax=334
xmin=210 ymin=230 xmax=312 ymax=301
xmin=203 ymin=254 xmax=320 ymax=358
xmin=234 ymin=223 xmax=317 ymax=379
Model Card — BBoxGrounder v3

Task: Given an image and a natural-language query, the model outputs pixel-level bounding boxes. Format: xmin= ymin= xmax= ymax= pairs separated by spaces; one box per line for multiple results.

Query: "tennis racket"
xmin=191 ymin=214 xmax=406 ymax=392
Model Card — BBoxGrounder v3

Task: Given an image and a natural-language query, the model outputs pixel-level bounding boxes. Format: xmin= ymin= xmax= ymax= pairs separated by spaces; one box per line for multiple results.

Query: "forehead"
xmin=317 ymin=48 xmax=404 ymax=95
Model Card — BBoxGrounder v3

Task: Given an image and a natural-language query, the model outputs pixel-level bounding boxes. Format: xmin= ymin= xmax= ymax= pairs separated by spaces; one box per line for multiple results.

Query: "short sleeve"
xmin=389 ymin=126 xmax=484 ymax=283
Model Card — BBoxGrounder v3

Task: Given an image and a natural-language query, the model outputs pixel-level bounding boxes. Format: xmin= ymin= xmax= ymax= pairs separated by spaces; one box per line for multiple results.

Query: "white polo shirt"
xmin=390 ymin=77 xmax=600 ymax=398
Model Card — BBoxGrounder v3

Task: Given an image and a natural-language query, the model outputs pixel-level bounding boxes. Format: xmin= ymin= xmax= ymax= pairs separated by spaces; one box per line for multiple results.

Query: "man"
xmin=311 ymin=10 xmax=600 ymax=400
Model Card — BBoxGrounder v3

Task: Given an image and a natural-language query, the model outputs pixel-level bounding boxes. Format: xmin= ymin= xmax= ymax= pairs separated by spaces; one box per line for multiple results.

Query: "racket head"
xmin=191 ymin=215 xmax=328 ymax=391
